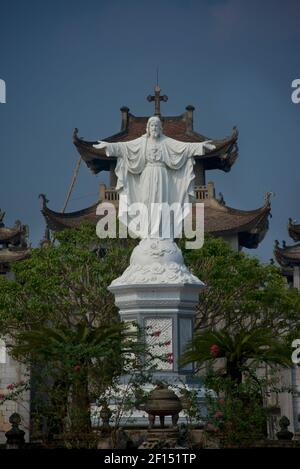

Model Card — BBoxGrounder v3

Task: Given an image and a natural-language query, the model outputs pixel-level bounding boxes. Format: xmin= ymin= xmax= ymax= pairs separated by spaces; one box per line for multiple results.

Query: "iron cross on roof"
xmin=147 ymin=85 xmax=168 ymax=116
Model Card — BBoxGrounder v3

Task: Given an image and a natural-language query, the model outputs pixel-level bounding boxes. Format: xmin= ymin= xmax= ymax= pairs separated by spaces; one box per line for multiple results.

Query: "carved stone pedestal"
xmin=109 ymin=238 xmax=204 ymax=379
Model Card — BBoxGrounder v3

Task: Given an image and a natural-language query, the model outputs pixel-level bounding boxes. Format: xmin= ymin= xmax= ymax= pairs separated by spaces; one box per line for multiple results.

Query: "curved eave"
xmin=204 ymin=200 xmax=271 ymax=249
xmin=288 ymin=221 xmax=300 ymax=242
xmin=40 ymin=195 xmax=99 ymax=231
xmin=0 ymin=248 xmax=31 ymax=264
xmin=73 ymin=123 xmax=239 ymax=175
xmin=274 ymin=243 xmax=300 ymax=267
xmin=0 ymin=226 xmax=23 ymax=243
xmin=41 ymin=193 xmax=271 ymax=250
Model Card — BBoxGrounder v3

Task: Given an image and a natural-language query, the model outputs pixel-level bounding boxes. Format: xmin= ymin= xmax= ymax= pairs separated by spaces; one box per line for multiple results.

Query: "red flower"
xmin=152 ymin=330 xmax=161 ymax=337
xmin=74 ymin=364 xmax=81 ymax=372
xmin=0 ymin=394 xmax=4 ymax=400
xmin=210 ymin=344 xmax=219 ymax=357
xmin=167 ymin=352 xmax=173 ymax=364
xmin=215 ymin=410 xmax=223 ymax=418
xmin=6 ymin=383 xmax=15 ymax=391
xmin=164 ymin=340 xmax=171 ymax=346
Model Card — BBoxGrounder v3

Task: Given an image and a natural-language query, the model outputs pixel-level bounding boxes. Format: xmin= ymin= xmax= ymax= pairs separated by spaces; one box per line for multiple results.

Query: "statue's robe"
xmin=102 ymin=134 xmax=208 ymax=238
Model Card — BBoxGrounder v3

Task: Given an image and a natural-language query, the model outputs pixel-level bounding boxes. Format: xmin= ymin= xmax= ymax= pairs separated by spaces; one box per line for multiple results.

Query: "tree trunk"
xmin=227 ymin=361 xmax=243 ymax=384
xmin=69 ymin=373 xmax=91 ymax=435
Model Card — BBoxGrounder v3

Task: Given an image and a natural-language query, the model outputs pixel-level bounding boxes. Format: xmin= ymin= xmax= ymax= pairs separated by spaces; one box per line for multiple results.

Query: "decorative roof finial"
xmin=147 ymin=72 xmax=168 ymax=116
xmin=40 ymin=226 xmax=51 ymax=248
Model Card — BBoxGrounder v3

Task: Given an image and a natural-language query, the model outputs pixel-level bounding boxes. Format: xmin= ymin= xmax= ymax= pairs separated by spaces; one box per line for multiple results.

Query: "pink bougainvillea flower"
xmin=164 ymin=340 xmax=171 ymax=346
xmin=215 ymin=410 xmax=223 ymax=418
xmin=6 ymin=384 xmax=15 ymax=391
xmin=210 ymin=344 xmax=219 ymax=357
xmin=0 ymin=394 xmax=5 ymax=400
xmin=166 ymin=352 xmax=174 ymax=364
xmin=152 ymin=331 xmax=161 ymax=337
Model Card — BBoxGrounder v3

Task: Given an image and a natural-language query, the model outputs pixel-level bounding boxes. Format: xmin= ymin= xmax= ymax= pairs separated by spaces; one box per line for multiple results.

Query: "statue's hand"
xmin=93 ymin=141 xmax=107 ymax=150
xmin=203 ymin=141 xmax=216 ymax=152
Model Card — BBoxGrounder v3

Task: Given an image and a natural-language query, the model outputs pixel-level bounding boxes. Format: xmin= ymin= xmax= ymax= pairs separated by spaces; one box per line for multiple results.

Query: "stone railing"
xmin=195 ymin=182 xmax=215 ymax=201
xmin=99 ymin=185 xmax=119 ymax=204
xmin=99 ymin=181 xmax=215 ymax=205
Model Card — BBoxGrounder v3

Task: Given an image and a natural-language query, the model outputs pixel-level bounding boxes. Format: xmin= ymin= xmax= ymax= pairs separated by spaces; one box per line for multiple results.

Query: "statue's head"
xmin=146 ymin=116 xmax=162 ymax=138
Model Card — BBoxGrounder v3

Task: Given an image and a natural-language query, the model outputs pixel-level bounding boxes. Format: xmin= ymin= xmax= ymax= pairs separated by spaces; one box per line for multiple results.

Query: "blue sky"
xmin=1 ymin=0 xmax=300 ymax=262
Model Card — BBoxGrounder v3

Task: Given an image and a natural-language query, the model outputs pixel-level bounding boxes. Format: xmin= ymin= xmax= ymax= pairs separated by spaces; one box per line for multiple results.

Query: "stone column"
xmin=194 ymin=162 xmax=205 ymax=186
xmin=109 ymin=163 xmax=117 ymax=187
xmin=292 ymin=266 xmax=300 ymax=435
xmin=293 ymin=266 xmax=300 ymax=290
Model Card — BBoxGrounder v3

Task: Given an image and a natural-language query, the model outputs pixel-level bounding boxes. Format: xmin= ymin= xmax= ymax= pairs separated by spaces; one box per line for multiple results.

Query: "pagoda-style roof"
xmin=0 ymin=210 xmax=31 ymax=275
xmin=73 ymin=106 xmax=238 ymax=174
xmin=0 ymin=247 xmax=31 ymax=264
xmin=0 ymin=222 xmax=27 ymax=246
xmin=288 ymin=218 xmax=300 ymax=242
xmin=40 ymin=185 xmax=271 ymax=249
xmin=201 ymin=194 xmax=271 ymax=249
xmin=0 ymin=210 xmax=30 ymax=266
xmin=274 ymin=240 xmax=300 ymax=267
xmin=40 ymin=194 xmax=99 ymax=231
xmin=0 ymin=210 xmax=30 ymax=270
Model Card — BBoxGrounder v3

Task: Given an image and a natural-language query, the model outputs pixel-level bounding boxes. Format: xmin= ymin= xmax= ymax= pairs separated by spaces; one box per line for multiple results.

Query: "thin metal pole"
xmin=61 ymin=157 xmax=82 ymax=213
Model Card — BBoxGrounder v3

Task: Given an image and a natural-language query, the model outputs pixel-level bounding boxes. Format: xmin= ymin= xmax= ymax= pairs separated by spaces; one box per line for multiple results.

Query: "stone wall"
xmin=0 ymin=341 xmax=30 ymax=443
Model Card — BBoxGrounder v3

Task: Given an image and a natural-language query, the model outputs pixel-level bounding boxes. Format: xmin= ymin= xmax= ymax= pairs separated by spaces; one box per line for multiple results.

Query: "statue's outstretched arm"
xmin=202 ymin=140 xmax=216 ymax=152
xmin=93 ymin=141 xmax=108 ymax=150
xmin=187 ymin=140 xmax=216 ymax=157
xmin=93 ymin=141 xmax=124 ymax=158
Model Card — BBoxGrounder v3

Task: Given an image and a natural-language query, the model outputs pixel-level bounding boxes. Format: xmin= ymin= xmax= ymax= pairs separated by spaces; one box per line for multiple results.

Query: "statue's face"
xmin=149 ymin=119 xmax=161 ymax=139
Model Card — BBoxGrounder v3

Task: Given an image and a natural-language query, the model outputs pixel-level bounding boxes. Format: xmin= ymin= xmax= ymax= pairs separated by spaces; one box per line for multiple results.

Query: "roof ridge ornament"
xmin=264 ymin=191 xmax=275 ymax=205
xmin=147 ymin=85 xmax=168 ymax=117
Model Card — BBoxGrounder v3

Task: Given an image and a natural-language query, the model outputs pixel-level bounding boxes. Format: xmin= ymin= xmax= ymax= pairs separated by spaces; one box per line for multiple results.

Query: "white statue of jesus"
xmin=94 ymin=116 xmax=215 ymax=238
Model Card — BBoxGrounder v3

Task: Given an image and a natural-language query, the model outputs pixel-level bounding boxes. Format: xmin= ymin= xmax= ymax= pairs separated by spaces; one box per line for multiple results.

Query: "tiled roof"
xmin=40 ymin=194 xmax=99 ymax=231
xmin=0 ymin=212 xmax=30 ymax=268
xmin=73 ymin=109 xmax=238 ymax=174
xmin=41 ymin=194 xmax=271 ymax=249
xmin=0 ymin=248 xmax=31 ymax=264
xmin=0 ymin=224 xmax=26 ymax=244
xmin=288 ymin=219 xmax=300 ymax=242
xmin=201 ymin=199 xmax=271 ymax=248
xmin=274 ymin=241 xmax=300 ymax=267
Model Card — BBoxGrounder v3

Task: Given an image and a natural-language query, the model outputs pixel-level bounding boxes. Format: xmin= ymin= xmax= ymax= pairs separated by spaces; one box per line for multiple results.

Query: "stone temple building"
xmin=41 ymin=87 xmax=271 ymax=253
xmin=0 ymin=210 xmax=30 ymax=443
xmin=274 ymin=219 xmax=300 ymax=289
xmin=274 ymin=218 xmax=300 ymax=436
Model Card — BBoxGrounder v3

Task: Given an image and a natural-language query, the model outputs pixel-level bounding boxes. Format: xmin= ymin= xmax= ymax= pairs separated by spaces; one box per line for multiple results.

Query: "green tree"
xmin=180 ymin=327 xmax=291 ymax=383
xmin=12 ymin=320 xmax=134 ymax=433
xmin=181 ymin=236 xmax=300 ymax=336
xmin=0 ymin=224 xmax=138 ymax=440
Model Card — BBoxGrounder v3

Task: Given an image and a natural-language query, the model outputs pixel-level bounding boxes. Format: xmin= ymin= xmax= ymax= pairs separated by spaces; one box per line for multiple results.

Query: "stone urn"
xmin=5 ymin=413 xmax=25 ymax=449
xmin=276 ymin=416 xmax=294 ymax=441
xmin=100 ymin=401 xmax=112 ymax=431
xmin=140 ymin=382 xmax=183 ymax=428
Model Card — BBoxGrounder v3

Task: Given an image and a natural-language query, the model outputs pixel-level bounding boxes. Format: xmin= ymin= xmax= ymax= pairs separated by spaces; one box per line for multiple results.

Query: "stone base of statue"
xmin=105 ymin=238 xmax=206 ymax=426
xmin=109 ymin=238 xmax=204 ymax=380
